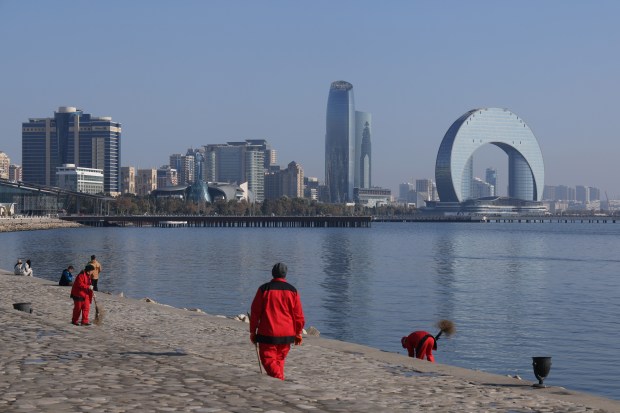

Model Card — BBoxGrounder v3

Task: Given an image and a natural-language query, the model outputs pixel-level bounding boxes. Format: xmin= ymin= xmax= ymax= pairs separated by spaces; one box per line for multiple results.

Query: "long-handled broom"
xmin=93 ymin=293 xmax=104 ymax=325
xmin=434 ymin=319 xmax=456 ymax=341
xmin=247 ymin=312 xmax=262 ymax=374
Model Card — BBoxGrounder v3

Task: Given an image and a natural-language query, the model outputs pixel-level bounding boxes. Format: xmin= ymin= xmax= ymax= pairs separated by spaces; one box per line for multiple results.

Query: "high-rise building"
xmin=325 ymin=81 xmax=355 ymax=203
xmin=9 ymin=164 xmax=22 ymax=182
xmin=355 ymin=111 xmax=372 ymax=190
xmin=157 ymin=165 xmax=178 ymax=188
xmin=120 ymin=166 xmax=136 ymax=195
xmin=170 ymin=152 xmax=195 ymax=185
xmin=21 ymin=107 xmax=121 ymax=194
xmin=576 ymin=185 xmax=589 ymax=204
xmin=304 ymin=177 xmax=320 ymax=200
xmin=204 ymin=140 xmax=271 ymax=202
xmin=485 ymin=168 xmax=497 ymax=196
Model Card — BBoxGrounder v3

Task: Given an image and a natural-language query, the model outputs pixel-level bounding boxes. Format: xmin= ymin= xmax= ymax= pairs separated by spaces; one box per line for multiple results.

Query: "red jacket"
xmin=250 ymin=278 xmax=305 ymax=344
xmin=403 ymin=331 xmax=436 ymax=358
xmin=70 ymin=270 xmax=93 ymax=302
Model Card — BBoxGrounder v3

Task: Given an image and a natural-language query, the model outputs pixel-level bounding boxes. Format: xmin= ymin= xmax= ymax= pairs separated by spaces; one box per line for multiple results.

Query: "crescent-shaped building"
xmin=435 ymin=108 xmax=544 ymax=203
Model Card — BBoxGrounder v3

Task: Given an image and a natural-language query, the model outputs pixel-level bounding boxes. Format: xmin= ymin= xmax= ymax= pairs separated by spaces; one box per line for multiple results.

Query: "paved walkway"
xmin=1 ymin=270 xmax=618 ymax=412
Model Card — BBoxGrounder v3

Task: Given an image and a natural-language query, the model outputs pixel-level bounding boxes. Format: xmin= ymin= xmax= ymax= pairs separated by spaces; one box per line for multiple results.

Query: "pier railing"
xmin=59 ymin=214 xmax=373 ymax=228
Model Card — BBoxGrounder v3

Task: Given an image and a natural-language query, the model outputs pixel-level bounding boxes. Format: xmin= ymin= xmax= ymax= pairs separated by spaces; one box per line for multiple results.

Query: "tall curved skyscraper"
xmin=325 ymin=81 xmax=355 ymax=203
xmin=355 ymin=111 xmax=372 ymax=189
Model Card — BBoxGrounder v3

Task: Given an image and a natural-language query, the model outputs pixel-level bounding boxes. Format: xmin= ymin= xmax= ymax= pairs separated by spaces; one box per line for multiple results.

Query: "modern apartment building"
xmin=265 ymin=161 xmax=304 ymax=200
xmin=204 ymin=140 xmax=270 ymax=202
xmin=21 ymin=106 xmax=121 ymax=194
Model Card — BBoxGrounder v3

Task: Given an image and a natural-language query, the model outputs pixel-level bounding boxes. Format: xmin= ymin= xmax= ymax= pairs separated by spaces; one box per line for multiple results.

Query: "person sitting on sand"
xmin=59 ymin=265 xmax=75 ymax=286
xmin=14 ymin=259 xmax=24 ymax=275
xmin=22 ymin=259 xmax=33 ymax=277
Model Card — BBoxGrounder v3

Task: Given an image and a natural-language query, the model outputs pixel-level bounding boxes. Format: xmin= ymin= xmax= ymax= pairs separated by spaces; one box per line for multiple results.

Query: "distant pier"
xmin=373 ymin=215 xmax=618 ymax=224
xmin=60 ymin=215 xmax=372 ymax=228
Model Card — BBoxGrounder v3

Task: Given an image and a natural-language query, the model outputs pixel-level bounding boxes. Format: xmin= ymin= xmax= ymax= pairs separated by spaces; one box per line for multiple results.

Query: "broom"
xmin=434 ymin=319 xmax=456 ymax=341
xmin=247 ymin=311 xmax=262 ymax=374
xmin=93 ymin=293 xmax=104 ymax=325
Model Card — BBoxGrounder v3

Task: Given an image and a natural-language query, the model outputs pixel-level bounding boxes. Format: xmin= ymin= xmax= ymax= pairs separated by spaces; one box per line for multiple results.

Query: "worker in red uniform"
xmin=401 ymin=331 xmax=437 ymax=362
xmin=250 ymin=262 xmax=305 ymax=380
xmin=70 ymin=264 xmax=95 ymax=326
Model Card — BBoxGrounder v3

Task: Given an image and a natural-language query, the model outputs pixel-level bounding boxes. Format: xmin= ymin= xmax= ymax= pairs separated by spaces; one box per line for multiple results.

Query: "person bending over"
xmin=401 ymin=331 xmax=437 ymax=362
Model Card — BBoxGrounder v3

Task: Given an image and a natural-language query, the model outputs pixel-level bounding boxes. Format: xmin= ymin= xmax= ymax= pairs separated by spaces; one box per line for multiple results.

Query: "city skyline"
xmin=1 ymin=2 xmax=619 ymax=197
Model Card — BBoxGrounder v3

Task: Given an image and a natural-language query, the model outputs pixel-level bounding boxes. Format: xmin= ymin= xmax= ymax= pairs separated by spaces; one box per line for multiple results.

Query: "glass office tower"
xmin=435 ymin=108 xmax=544 ymax=202
xmin=22 ymin=106 xmax=121 ymax=194
xmin=355 ymin=111 xmax=372 ymax=189
xmin=325 ymin=81 xmax=355 ymax=203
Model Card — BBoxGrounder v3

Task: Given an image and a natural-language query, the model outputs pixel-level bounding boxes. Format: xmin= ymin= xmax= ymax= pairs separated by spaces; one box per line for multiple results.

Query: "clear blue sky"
xmin=2 ymin=1 xmax=619 ymax=197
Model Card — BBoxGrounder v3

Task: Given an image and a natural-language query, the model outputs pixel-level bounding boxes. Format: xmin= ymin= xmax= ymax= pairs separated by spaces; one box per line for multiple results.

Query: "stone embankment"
xmin=1 ymin=270 xmax=618 ymax=412
xmin=0 ymin=217 xmax=82 ymax=232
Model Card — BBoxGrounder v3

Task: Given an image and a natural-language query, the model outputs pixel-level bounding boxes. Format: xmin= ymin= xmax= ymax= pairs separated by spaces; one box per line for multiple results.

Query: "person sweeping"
xmin=70 ymin=264 xmax=95 ymax=326
xmin=249 ymin=262 xmax=305 ymax=380
xmin=401 ymin=319 xmax=456 ymax=362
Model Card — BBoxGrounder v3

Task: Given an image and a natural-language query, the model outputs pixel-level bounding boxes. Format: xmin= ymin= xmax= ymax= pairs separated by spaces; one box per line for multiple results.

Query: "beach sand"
xmin=1 ymin=269 xmax=617 ymax=412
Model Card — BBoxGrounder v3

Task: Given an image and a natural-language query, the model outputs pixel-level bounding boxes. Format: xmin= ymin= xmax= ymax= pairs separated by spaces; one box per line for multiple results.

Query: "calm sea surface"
xmin=2 ymin=222 xmax=619 ymax=399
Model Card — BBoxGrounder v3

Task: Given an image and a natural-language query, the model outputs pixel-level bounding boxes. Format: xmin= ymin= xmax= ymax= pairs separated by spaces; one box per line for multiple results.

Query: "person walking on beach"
xmin=22 ymin=259 xmax=33 ymax=277
xmin=401 ymin=331 xmax=437 ymax=362
xmin=87 ymin=255 xmax=102 ymax=291
xmin=14 ymin=259 xmax=24 ymax=275
xmin=250 ymin=262 xmax=305 ymax=380
xmin=70 ymin=264 xmax=95 ymax=326
xmin=59 ymin=265 xmax=75 ymax=286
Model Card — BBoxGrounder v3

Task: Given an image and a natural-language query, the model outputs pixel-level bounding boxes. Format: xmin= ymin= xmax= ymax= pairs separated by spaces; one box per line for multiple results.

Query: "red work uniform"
xmin=402 ymin=331 xmax=437 ymax=362
xmin=250 ymin=278 xmax=305 ymax=380
xmin=70 ymin=270 xmax=93 ymax=325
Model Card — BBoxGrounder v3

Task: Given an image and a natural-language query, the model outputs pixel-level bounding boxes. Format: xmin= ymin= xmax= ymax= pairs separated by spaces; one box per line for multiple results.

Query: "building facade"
xmin=355 ymin=111 xmax=372 ymax=190
xmin=136 ymin=168 xmax=157 ymax=196
xmin=21 ymin=106 xmax=121 ymax=194
xmin=0 ymin=151 xmax=9 ymax=180
xmin=205 ymin=140 xmax=270 ymax=202
xmin=325 ymin=81 xmax=355 ymax=203
xmin=56 ymin=164 xmax=104 ymax=194
xmin=435 ymin=108 xmax=544 ymax=202
xmin=120 ymin=166 xmax=136 ymax=195
xmin=9 ymin=164 xmax=22 ymax=182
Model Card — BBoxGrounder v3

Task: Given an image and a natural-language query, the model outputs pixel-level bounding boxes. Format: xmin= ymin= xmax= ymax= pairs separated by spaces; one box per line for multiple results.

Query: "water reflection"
xmin=319 ymin=231 xmax=372 ymax=343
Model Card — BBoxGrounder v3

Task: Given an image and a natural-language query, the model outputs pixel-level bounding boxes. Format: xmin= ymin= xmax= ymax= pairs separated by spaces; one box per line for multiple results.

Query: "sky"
xmin=1 ymin=1 xmax=619 ymax=197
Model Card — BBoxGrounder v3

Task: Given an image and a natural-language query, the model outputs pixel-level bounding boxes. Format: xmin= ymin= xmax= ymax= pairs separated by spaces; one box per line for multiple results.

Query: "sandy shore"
xmin=0 ymin=217 xmax=82 ymax=232
xmin=1 ymin=269 xmax=617 ymax=412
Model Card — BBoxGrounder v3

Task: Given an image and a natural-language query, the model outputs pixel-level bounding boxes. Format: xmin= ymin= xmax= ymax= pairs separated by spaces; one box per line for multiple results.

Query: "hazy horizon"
xmin=2 ymin=1 xmax=619 ymax=197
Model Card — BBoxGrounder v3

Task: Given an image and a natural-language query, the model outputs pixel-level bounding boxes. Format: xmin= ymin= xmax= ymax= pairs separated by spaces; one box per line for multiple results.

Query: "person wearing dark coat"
xmin=59 ymin=265 xmax=75 ymax=286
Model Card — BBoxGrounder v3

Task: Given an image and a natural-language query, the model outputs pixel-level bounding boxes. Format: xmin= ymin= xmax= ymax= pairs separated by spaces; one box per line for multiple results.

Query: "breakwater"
xmin=0 ymin=217 xmax=82 ymax=232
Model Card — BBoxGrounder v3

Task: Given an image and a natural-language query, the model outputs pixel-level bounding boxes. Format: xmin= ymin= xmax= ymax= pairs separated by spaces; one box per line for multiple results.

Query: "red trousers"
xmin=72 ymin=299 xmax=91 ymax=324
xmin=417 ymin=338 xmax=435 ymax=362
xmin=258 ymin=343 xmax=290 ymax=380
